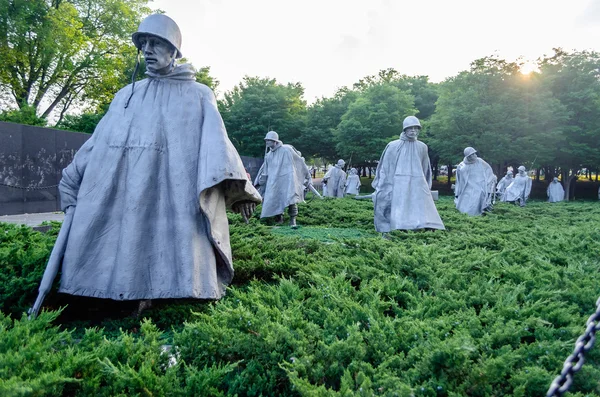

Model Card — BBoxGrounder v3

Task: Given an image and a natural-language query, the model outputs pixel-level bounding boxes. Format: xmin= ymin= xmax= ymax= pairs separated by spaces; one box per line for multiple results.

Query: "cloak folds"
xmin=56 ymin=64 xmax=261 ymax=301
xmin=547 ymin=181 xmax=565 ymax=202
xmin=372 ymin=134 xmax=444 ymax=232
xmin=345 ymin=173 xmax=361 ymax=195
xmin=323 ymin=167 xmax=346 ymax=198
xmin=505 ymin=174 xmax=532 ymax=203
xmin=254 ymin=143 xmax=310 ymax=218
xmin=454 ymin=157 xmax=496 ymax=216
xmin=496 ymin=175 xmax=513 ymax=201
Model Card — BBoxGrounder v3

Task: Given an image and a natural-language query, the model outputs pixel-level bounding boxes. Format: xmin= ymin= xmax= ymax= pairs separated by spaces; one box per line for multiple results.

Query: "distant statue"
xmin=372 ymin=116 xmax=444 ymax=232
xmin=454 ymin=147 xmax=496 ymax=216
xmin=547 ymin=177 xmax=565 ymax=202
xmin=30 ymin=14 xmax=262 ymax=318
xmin=254 ymin=131 xmax=311 ymax=228
xmin=504 ymin=165 xmax=532 ymax=206
xmin=323 ymin=159 xmax=347 ymax=198
xmin=496 ymin=170 xmax=514 ymax=202
xmin=345 ymin=168 xmax=361 ymax=195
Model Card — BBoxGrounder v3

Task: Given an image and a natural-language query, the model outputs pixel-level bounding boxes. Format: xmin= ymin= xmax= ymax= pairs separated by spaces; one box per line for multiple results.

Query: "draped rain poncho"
xmin=505 ymin=174 xmax=532 ymax=203
xmin=323 ymin=166 xmax=346 ymax=198
xmin=254 ymin=143 xmax=310 ymax=218
xmin=454 ymin=156 xmax=496 ymax=216
xmin=345 ymin=173 xmax=361 ymax=195
xmin=496 ymin=175 xmax=514 ymax=201
xmin=547 ymin=180 xmax=565 ymax=202
xmin=372 ymin=133 xmax=444 ymax=232
xmin=56 ymin=64 xmax=261 ymax=301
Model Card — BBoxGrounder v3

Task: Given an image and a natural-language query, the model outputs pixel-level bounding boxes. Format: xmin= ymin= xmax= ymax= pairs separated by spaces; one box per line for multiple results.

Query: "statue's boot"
xmin=133 ymin=299 xmax=152 ymax=317
xmin=290 ymin=216 xmax=298 ymax=229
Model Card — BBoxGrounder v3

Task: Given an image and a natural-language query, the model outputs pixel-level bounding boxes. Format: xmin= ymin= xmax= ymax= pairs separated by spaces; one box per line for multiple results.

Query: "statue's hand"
xmin=233 ymin=201 xmax=256 ymax=224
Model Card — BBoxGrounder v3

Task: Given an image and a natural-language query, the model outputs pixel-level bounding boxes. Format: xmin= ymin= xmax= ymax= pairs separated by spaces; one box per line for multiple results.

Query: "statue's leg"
xmin=133 ymin=299 xmax=152 ymax=317
xmin=275 ymin=214 xmax=284 ymax=224
xmin=288 ymin=204 xmax=298 ymax=228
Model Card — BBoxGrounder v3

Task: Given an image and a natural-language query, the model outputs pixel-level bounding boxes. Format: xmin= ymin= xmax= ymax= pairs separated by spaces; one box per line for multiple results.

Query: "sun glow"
xmin=520 ymin=61 xmax=539 ymax=75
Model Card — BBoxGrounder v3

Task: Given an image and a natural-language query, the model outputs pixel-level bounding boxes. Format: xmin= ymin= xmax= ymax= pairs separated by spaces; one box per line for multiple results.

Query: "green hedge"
xmin=1 ymin=197 xmax=599 ymax=396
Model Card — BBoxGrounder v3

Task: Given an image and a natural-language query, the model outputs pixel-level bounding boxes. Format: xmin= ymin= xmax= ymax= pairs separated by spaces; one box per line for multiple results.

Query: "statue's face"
xmin=139 ymin=35 xmax=175 ymax=74
xmin=467 ymin=153 xmax=478 ymax=162
xmin=265 ymin=139 xmax=277 ymax=149
xmin=404 ymin=126 xmax=420 ymax=139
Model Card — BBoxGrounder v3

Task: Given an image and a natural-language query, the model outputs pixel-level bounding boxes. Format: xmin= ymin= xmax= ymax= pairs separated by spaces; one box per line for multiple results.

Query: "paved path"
xmin=0 ymin=212 xmax=65 ymax=227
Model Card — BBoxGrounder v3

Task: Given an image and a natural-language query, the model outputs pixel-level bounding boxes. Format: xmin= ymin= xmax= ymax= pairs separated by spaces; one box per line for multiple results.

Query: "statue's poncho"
xmin=323 ymin=167 xmax=346 ymax=198
xmin=255 ymin=143 xmax=310 ymax=218
xmin=57 ymin=64 xmax=261 ymax=301
xmin=345 ymin=174 xmax=361 ymax=195
xmin=372 ymin=133 xmax=444 ymax=232
xmin=496 ymin=175 xmax=513 ymax=201
xmin=547 ymin=181 xmax=565 ymax=202
xmin=505 ymin=174 xmax=532 ymax=203
xmin=454 ymin=157 xmax=496 ymax=216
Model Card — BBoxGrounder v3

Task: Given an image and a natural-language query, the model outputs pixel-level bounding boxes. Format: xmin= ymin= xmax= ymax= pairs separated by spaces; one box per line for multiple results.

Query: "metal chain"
xmin=547 ymin=296 xmax=600 ymax=397
xmin=0 ymin=182 xmax=59 ymax=190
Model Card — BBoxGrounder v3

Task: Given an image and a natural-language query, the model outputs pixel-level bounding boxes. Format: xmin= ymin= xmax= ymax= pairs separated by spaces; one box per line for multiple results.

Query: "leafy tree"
xmin=353 ymin=68 xmax=439 ymax=120
xmin=428 ymin=56 xmax=568 ymax=179
xmin=335 ymin=83 xmax=416 ymax=165
xmin=194 ymin=66 xmax=220 ymax=93
xmin=302 ymin=87 xmax=358 ymax=162
xmin=220 ymin=76 xmax=307 ymax=157
xmin=538 ymin=49 xmax=600 ymax=198
xmin=0 ymin=105 xmax=47 ymax=126
xmin=0 ymin=0 xmax=152 ymax=119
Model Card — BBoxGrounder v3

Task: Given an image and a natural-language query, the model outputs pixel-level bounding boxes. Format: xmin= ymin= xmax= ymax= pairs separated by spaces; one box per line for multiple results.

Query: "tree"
xmin=335 ymin=83 xmax=416 ymax=165
xmin=219 ymin=76 xmax=307 ymax=157
xmin=302 ymin=87 xmax=358 ymax=162
xmin=538 ymin=49 xmax=600 ymax=199
xmin=0 ymin=0 xmax=151 ymax=119
xmin=0 ymin=104 xmax=47 ymax=126
xmin=427 ymin=56 xmax=568 ymax=180
xmin=353 ymin=68 xmax=439 ymax=120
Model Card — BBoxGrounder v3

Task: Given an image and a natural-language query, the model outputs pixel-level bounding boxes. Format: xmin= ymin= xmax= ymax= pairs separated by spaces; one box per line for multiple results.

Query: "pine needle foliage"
xmin=1 ymin=197 xmax=600 ymax=395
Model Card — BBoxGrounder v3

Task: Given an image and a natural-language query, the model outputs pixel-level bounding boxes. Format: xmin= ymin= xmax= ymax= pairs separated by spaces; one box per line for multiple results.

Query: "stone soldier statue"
xmin=254 ymin=131 xmax=311 ymax=228
xmin=30 ymin=14 xmax=261 ymax=318
xmin=496 ymin=170 xmax=514 ymax=202
xmin=323 ymin=159 xmax=347 ymax=198
xmin=504 ymin=165 xmax=532 ymax=206
xmin=372 ymin=116 xmax=444 ymax=232
xmin=547 ymin=177 xmax=565 ymax=202
xmin=454 ymin=147 xmax=496 ymax=216
xmin=345 ymin=168 xmax=361 ymax=195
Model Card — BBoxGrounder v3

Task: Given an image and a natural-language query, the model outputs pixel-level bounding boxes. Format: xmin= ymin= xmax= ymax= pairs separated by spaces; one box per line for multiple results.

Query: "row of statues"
xmin=27 ymin=14 xmax=578 ymax=317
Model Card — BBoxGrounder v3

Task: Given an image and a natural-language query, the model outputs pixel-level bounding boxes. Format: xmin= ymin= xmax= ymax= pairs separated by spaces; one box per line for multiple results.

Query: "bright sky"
xmin=152 ymin=0 xmax=600 ymax=102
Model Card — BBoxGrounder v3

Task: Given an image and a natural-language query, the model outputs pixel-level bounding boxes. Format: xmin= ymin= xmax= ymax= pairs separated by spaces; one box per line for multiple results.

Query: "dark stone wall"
xmin=0 ymin=121 xmax=263 ymax=216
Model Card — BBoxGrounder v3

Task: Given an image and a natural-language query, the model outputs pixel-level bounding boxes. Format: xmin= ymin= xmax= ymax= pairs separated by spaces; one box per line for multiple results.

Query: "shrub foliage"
xmin=1 ymin=198 xmax=600 ymax=396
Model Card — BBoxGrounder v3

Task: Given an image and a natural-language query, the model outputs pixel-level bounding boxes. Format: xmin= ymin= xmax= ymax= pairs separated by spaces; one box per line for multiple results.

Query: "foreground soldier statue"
xmin=254 ymin=131 xmax=311 ymax=228
xmin=345 ymin=168 xmax=361 ymax=195
xmin=504 ymin=165 xmax=532 ymax=206
xmin=372 ymin=116 xmax=445 ymax=232
xmin=454 ymin=147 xmax=496 ymax=216
xmin=30 ymin=14 xmax=261 ymax=318
xmin=496 ymin=170 xmax=514 ymax=202
xmin=547 ymin=177 xmax=565 ymax=202
xmin=323 ymin=159 xmax=347 ymax=198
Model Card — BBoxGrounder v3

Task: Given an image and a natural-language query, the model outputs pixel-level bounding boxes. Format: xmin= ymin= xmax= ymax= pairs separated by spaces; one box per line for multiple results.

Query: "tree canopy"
xmin=0 ymin=0 xmax=151 ymax=119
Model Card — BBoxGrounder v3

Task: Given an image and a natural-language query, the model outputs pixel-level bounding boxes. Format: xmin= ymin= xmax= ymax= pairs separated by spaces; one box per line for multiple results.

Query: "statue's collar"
xmin=146 ymin=63 xmax=196 ymax=81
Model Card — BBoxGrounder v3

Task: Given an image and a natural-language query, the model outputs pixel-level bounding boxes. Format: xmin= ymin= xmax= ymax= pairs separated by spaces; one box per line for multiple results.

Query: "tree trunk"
xmin=447 ymin=164 xmax=453 ymax=187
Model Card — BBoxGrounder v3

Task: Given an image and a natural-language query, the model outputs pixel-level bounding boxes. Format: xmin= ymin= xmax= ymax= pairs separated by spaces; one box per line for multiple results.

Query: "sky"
xmin=152 ymin=0 xmax=600 ymax=102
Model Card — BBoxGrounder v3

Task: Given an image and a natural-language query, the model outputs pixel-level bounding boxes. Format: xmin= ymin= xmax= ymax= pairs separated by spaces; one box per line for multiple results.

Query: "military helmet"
xmin=463 ymin=147 xmax=477 ymax=157
xmin=518 ymin=165 xmax=526 ymax=172
xmin=336 ymin=159 xmax=346 ymax=167
xmin=402 ymin=116 xmax=421 ymax=131
xmin=132 ymin=14 xmax=183 ymax=58
xmin=507 ymin=170 xmax=513 ymax=175
xmin=264 ymin=131 xmax=281 ymax=142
